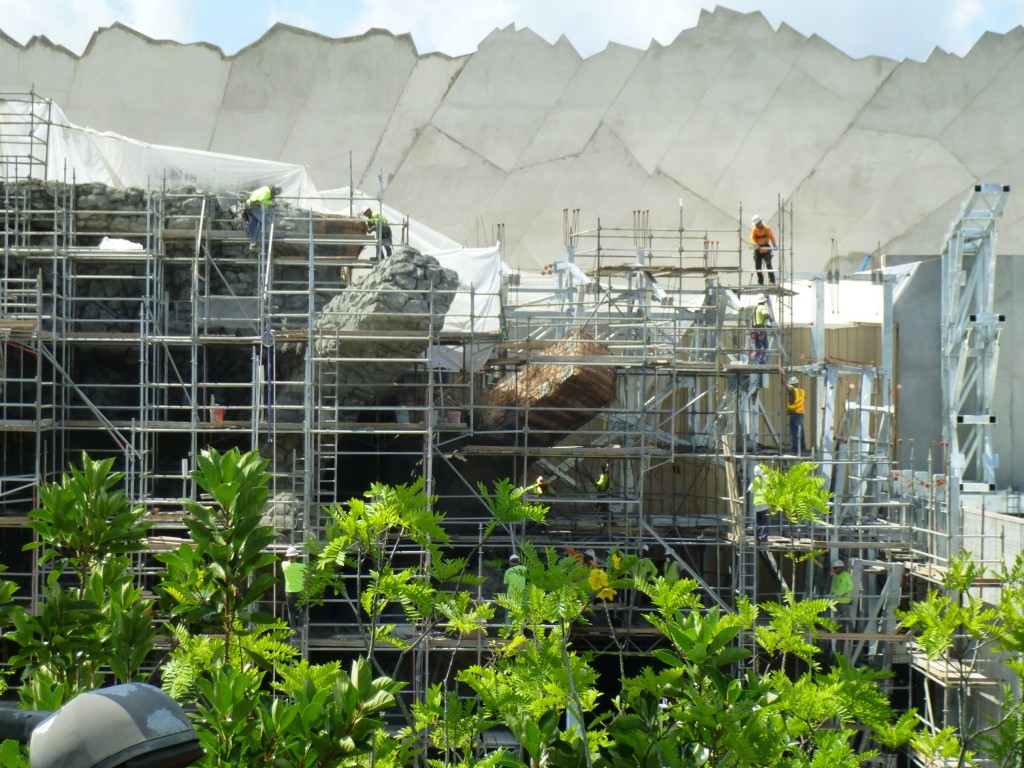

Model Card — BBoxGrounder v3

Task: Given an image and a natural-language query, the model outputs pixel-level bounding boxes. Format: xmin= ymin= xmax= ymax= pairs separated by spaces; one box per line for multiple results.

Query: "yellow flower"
xmin=588 ymin=568 xmax=617 ymax=601
xmin=610 ymin=552 xmax=621 ymax=571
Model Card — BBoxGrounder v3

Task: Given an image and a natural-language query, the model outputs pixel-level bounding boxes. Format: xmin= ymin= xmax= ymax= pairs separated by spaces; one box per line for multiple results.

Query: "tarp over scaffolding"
xmin=1 ymin=96 xmax=919 ymax=374
xmin=0 ymin=96 xmax=505 ymax=373
xmin=0 ymin=98 xmax=315 ymax=198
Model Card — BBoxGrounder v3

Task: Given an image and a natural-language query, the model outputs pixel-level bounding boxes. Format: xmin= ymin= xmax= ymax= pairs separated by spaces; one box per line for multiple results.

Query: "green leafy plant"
xmin=752 ymin=461 xmax=831 ymax=525
xmin=156 ymin=446 xmax=279 ymax=662
xmin=894 ymin=551 xmax=1024 ymax=767
xmin=0 ymin=453 xmax=944 ymax=767
xmin=9 ymin=453 xmax=153 ymax=708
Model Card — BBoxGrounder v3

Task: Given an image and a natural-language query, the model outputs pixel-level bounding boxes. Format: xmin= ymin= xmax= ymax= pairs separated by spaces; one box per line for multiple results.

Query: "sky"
xmin=2 ymin=0 xmax=1024 ymax=62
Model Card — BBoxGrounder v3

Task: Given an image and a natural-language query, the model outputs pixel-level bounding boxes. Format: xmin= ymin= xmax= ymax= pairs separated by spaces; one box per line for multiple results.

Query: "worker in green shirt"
xmin=363 ymin=206 xmax=393 ymax=259
xmin=829 ymin=559 xmax=854 ymax=627
xmin=245 ymin=183 xmax=281 ymax=252
xmin=503 ymin=552 xmax=527 ymax=631
xmin=595 ymin=463 xmax=611 ymax=514
xmin=281 ymin=545 xmax=307 ymax=631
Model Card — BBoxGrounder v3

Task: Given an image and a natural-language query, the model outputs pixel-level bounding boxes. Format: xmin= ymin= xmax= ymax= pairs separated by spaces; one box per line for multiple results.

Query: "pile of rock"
xmin=272 ymin=246 xmax=460 ymax=415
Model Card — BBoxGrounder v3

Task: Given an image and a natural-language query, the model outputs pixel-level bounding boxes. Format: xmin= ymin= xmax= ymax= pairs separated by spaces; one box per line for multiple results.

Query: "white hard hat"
xmin=285 ymin=546 xmax=300 ymax=557
xmin=754 ymin=465 xmax=766 ymax=477
xmin=757 ymin=294 xmax=767 ymax=303
xmin=788 ymin=375 xmax=799 ymax=385
xmin=509 ymin=553 xmax=520 ymax=563
xmin=584 ymin=548 xmax=597 ymax=559
xmin=752 ymin=214 xmax=763 ymax=225
xmin=833 ymin=559 xmax=845 ymax=568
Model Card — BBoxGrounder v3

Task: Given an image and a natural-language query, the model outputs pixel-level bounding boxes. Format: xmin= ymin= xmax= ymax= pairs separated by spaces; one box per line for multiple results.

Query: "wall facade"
xmin=3 ymin=9 xmax=1024 ymax=273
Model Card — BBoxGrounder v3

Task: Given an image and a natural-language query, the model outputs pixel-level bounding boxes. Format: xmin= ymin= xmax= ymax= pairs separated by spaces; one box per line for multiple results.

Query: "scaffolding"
xmin=0 ymin=92 xmax=1018 ymax=761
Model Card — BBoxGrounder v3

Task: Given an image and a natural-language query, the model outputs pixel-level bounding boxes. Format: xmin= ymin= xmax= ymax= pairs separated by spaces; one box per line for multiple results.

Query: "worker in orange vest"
xmin=749 ymin=214 xmax=777 ymax=285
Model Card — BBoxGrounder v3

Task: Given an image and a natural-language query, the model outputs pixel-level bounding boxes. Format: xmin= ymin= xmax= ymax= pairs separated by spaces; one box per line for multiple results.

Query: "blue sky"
xmin=3 ymin=0 xmax=1024 ymax=61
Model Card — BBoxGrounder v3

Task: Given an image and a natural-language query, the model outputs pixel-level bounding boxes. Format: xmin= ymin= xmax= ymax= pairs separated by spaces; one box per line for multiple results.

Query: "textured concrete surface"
xmin=3 ymin=8 xmax=1024 ymax=272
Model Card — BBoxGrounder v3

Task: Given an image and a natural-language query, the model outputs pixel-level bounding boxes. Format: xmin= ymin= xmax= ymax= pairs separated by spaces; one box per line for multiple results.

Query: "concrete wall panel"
xmin=939 ymin=49 xmax=1024 ymax=177
xmin=280 ymin=32 xmax=420 ymax=186
xmin=64 ymin=24 xmax=229 ymax=149
xmin=211 ymin=26 xmax=340 ymax=161
xmin=517 ymin=42 xmax=642 ymax=168
xmin=657 ymin=42 xmax=790 ymax=200
xmin=366 ymin=53 xmax=468 ymax=192
xmin=430 ymin=27 xmax=581 ymax=173
xmin=789 ymin=130 xmax=976 ymax=267
xmin=602 ymin=40 xmax=731 ymax=176
xmin=0 ymin=34 xmax=78 ymax=105
xmin=385 ymin=124 xmax=504 ymax=244
xmin=485 ymin=158 xmax=577 ymax=257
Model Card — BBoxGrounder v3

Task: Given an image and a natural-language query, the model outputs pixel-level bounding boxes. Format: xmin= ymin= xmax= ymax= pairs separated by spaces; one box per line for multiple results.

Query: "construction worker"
xmin=829 ymin=559 xmax=854 ymax=628
xmin=363 ymin=207 xmax=393 ymax=259
xmin=749 ymin=214 xmax=777 ymax=285
xmin=245 ymin=183 xmax=282 ymax=252
xmin=751 ymin=295 xmax=771 ymax=364
xmin=281 ymin=545 xmax=306 ymax=631
xmin=750 ymin=464 xmax=770 ymax=542
xmin=594 ymin=463 xmax=611 ymax=514
xmin=786 ymin=375 xmax=807 ymax=455
xmin=582 ymin=548 xmax=599 ymax=568
xmin=531 ymin=475 xmax=556 ymax=496
xmin=503 ymin=552 xmax=527 ymax=631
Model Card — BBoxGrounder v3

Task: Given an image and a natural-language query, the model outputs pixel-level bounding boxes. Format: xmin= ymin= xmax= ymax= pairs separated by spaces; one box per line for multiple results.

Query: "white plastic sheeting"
xmin=0 ymin=98 xmax=314 ymax=197
xmin=427 ymin=246 xmax=504 ymax=372
xmin=1 ymin=97 xmax=506 ymax=372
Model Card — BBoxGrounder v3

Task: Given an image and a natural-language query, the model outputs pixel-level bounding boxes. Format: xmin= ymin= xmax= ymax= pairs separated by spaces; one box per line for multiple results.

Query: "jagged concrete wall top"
xmin=2 ymin=9 xmax=1024 ymax=272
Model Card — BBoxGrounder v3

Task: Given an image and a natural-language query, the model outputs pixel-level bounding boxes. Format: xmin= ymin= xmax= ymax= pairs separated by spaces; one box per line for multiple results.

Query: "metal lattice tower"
xmin=940 ymin=183 xmax=1010 ymax=555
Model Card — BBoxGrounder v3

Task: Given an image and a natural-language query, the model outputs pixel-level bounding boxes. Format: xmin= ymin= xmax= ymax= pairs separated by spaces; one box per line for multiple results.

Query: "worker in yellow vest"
xmin=245 ymin=183 xmax=281 ymax=252
xmin=594 ymin=463 xmax=611 ymax=514
xmin=786 ymin=375 xmax=807 ymax=455
xmin=751 ymin=295 xmax=771 ymax=363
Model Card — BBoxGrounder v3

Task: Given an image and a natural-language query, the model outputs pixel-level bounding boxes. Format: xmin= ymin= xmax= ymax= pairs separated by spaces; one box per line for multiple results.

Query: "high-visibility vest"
xmin=247 ymin=185 xmax=274 ymax=207
xmin=754 ymin=304 xmax=770 ymax=327
xmin=787 ymin=386 xmax=805 ymax=415
xmin=282 ymin=560 xmax=306 ymax=593
xmin=830 ymin=570 xmax=853 ymax=604
xmin=751 ymin=224 xmax=775 ymax=248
